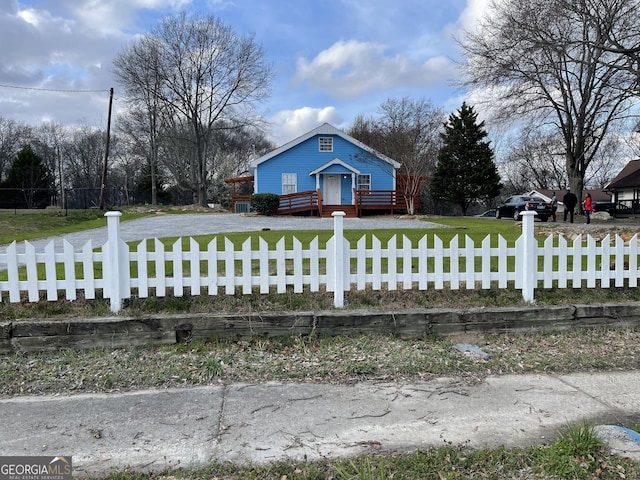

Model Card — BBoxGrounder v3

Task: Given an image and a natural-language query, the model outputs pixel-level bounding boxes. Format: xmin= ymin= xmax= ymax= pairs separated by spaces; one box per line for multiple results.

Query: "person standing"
xmin=563 ymin=188 xmax=578 ymax=223
xmin=584 ymin=193 xmax=593 ymax=224
xmin=550 ymin=192 xmax=558 ymax=222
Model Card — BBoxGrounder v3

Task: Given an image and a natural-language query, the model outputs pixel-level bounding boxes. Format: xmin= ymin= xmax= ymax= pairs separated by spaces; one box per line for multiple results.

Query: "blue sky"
xmin=1 ymin=0 xmax=487 ymax=145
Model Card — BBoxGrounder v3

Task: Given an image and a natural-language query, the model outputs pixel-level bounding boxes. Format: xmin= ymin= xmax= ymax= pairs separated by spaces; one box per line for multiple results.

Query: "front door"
xmin=324 ymin=174 xmax=341 ymax=204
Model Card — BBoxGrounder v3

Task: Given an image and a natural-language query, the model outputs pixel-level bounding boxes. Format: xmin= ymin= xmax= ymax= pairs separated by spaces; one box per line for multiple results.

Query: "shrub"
xmin=250 ymin=193 xmax=280 ymax=215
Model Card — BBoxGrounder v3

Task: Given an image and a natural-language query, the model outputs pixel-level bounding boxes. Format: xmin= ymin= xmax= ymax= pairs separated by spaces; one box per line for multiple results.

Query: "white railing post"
xmin=104 ymin=211 xmax=124 ymax=313
xmin=520 ymin=211 xmax=537 ymax=303
xmin=332 ymin=211 xmax=346 ymax=308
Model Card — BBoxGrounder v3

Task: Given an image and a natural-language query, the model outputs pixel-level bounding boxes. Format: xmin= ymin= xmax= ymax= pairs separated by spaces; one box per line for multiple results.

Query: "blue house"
xmin=230 ymin=123 xmax=410 ymax=217
xmin=226 ymin=123 xmax=420 ymax=216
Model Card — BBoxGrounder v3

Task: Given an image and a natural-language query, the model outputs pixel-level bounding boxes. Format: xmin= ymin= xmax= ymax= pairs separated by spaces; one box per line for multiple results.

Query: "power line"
xmin=0 ymin=83 xmax=109 ymax=93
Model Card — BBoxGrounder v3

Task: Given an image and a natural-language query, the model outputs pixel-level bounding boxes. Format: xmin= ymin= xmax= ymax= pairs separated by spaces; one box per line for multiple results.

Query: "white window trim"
xmin=282 ymin=173 xmax=297 ymax=194
xmin=319 ymin=137 xmax=333 ymax=152
xmin=357 ymin=174 xmax=371 ymax=191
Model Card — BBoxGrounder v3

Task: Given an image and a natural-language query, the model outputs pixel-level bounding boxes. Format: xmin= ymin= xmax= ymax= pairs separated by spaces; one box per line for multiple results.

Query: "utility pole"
xmin=99 ymin=87 xmax=114 ymax=210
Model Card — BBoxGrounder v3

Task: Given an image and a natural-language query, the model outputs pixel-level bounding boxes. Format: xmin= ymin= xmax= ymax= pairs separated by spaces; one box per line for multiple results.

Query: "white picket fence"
xmin=1 ymin=211 xmax=639 ymax=313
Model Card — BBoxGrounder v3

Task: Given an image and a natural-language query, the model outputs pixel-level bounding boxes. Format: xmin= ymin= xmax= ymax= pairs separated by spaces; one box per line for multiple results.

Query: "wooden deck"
xmin=275 ymin=189 xmax=412 ymax=218
xmin=226 ymin=173 xmax=422 ymax=217
xmin=354 ymin=189 xmax=414 ymax=216
xmin=276 ymin=190 xmax=321 ymax=215
xmin=228 ymin=186 xmax=416 ymax=218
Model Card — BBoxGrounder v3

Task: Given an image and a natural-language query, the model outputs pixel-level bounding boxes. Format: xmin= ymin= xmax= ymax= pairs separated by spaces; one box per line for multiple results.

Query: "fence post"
xmin=105 ymin=211 xmax=124 ymax=313
xmin=520 ymin=211 xmax=537 ymax=303
xmin=332 ymin=211 xmax=346 ymax=308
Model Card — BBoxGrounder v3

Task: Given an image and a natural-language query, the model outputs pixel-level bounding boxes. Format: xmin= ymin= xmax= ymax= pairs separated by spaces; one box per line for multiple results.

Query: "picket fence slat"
xmin=62 ymin=240 xmax=76 ymax=301
xmin=4 ymin=212 xmax=640 ymax=312
xmin=630 ymin=235 xmax=638 ymax=288
xmin=82 ymin=240 xmax=96 ymax=300
xmin=7 ymin=242 xmax=20 ymax=302
xmin=310 ymin=237 xmax=320 ymax=292
xmin=189 ymin=238 xmax=201 ymax=296
xmin=587 ymin=236 xmax=597 ymax=288
xmin=172 ymin=239 xmax=183 ymax=297
xmin=240 ymin=238 xmax=251 ymax=295
xmin=615 ymin=235 xmax=625 ymax=287
xmin=207 ymin=238 xmax=218 ymax=295
xmin=465 ymin=235 xmax=474 ymax=290
xmin=44 ymin=241 xmax=57 ymax=301
xmin=24 ymin=241 xmax=38 ymax=302
xmin=258 ymin=237 xmax=269 ymax=294
xmin=600 ymin=235 xmax=610 ymax=289
xmin=155 ymin=239 xmax=166 ymax=297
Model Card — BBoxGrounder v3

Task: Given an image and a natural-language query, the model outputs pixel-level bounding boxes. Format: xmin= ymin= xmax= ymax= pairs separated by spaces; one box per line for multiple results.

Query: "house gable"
xmin=606 ymin=159 xmax=640 ymax=190
xmin=529 ymin=189 xmax=610 ymax=204
xmin=309 ymin=158 xmax=361 ymax=176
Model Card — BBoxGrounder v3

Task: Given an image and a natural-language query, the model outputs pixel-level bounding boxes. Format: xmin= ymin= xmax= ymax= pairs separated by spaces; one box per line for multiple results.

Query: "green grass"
xmin=0 ymin=209 xmax=149 ymax=245
xmin=144 ymin=216 xmax=525 ymax=250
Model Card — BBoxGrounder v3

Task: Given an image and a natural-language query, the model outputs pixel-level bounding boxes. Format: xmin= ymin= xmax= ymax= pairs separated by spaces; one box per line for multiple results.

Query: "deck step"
xmin=321 ymin=205 xmax=357 ymax=218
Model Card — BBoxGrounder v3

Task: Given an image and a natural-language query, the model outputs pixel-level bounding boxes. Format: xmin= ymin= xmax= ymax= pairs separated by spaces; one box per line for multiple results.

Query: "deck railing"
xmin=354 ymin=189 xmax=415 ymax=215
xmin=276 ymin=190 xmax=319 ymax=215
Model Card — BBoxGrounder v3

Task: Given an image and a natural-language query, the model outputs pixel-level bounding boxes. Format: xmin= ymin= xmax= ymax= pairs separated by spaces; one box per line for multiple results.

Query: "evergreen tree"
xmin=135 ymin=158 xmax=170 ymax=204
xmin=1 ymin=144 xmax=54 ymax=208
xmin=430 ymin=103 xmax=502 ymax=215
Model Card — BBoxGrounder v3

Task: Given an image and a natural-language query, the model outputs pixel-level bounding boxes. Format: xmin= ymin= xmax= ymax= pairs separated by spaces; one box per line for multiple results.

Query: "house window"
xmin=282 ymin=173 xmax=297 ymax=194
xmin=357 ymin=174 xmax=371 ymax=191
xmin=319 ymin=137 xmax=333 ymax=152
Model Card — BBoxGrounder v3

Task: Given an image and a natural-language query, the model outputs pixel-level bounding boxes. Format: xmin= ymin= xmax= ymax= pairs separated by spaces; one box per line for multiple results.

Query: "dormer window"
xmin=319 ymin=137 xmax=333 ymax=152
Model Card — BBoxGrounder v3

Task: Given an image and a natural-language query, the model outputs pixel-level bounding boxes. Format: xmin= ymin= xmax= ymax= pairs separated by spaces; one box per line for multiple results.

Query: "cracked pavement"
xmin=1 ymin=372 xmax=639 ymax=475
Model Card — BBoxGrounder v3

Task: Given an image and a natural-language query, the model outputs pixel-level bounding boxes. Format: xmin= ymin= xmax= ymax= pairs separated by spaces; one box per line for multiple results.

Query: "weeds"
xmin=94 ymin=438 xmax=640 ymax=479
xmin=3 ymin=328 xmax=640 ymax=397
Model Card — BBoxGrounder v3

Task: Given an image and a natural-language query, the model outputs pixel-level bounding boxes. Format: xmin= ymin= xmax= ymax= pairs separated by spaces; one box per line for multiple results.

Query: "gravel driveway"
xmin=1 ymin=212 xmax=443 ymax=254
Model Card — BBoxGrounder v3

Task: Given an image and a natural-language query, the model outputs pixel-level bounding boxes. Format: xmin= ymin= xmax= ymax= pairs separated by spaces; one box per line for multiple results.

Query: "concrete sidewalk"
xmin=1 ymin=371 xmax=639 ymax=476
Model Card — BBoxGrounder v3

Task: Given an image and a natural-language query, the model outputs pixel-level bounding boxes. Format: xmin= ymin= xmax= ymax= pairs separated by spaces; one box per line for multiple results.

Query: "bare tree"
xmin=62 ymin=125 xmax=107 ymax=190
xmin=501 ymin=123 xmax=624 ymax=192
xmin=581 ymin=0 xmax=640 ymax=86
xmin=114 ymin=11 xmax=272 ymax=206
xmin=113 ymin=35 xmax=167 ymax=205
xmin=460 ymin=0 xmax=640 ymax=200
xmin=207 ymin=125 xmax=273 ymax=205
xmin=30 ymin=122 xmax=67 ymax=207
xmin=348 ymin=97 xmax=444 ymax=214
xmin=502 ymin=126 xmax=567 ymax=191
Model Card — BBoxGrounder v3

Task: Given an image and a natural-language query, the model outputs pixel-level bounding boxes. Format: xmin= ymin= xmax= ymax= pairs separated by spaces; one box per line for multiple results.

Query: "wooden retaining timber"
xmin=2 ymin=302 xmax=640 ymax=354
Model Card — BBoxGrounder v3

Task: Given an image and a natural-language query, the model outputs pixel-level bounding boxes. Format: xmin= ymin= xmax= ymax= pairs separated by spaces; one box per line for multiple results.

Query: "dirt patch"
xmin=534 ymin=218 xmax=640 ymax=242
xmin=124 ymin=204 xmax=228 ymax=214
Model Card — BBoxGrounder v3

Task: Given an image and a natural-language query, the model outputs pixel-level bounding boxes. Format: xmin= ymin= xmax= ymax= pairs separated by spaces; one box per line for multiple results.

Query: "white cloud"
xmin=269 ymin=106 xmax=342 ymax=146
xmin=0 ymin=0 xmax=474 ymax=141
xmin=458 ymin=0 xmax=491 ymax=33
xmin=293 ymin=40 xmax=457 ymax=99
xmin=50 ymin=0 xmax=192 ymax=36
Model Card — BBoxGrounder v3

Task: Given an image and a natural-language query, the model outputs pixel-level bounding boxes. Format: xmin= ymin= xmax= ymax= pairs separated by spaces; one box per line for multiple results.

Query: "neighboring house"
xmin=605 ymin=159 xmax=640 ymax=211
xmin=527 ymin=188 xmax=611 ymax=213
xmin=228 ymin=123 xmax=414 ymax=217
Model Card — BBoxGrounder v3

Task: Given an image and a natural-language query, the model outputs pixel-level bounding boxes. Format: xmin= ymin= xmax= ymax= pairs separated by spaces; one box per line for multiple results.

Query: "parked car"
xmin=592 ymin=201 xmax=633 ymax=217
xmin=474 ymin=209 xmax=497 ymax=218
xmin=496 ymin=195 xmax=552 ymax=222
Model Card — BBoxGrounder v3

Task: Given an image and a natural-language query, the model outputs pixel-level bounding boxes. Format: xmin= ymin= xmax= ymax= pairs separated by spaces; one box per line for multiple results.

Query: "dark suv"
xmin=496 ymin=195 xmax=552 ymax=222
xmin=592 ymin=201 xmax=633 ymax=217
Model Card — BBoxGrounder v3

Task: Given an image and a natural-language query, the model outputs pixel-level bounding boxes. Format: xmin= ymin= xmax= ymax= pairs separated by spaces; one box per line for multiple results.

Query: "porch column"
xmin=351 ymin=174 xmax=356 ymax=204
